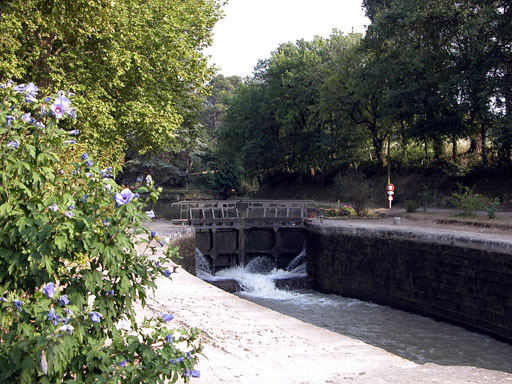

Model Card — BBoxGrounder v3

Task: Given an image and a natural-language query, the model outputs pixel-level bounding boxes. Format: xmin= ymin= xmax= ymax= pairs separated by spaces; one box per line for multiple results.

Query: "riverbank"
xmin=137 ymin=223 xmax=512 ymax=383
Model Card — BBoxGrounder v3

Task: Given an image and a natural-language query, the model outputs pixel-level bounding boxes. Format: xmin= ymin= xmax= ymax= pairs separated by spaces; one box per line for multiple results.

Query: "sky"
xmin=205 ymin=0 xmax=370 ymax=78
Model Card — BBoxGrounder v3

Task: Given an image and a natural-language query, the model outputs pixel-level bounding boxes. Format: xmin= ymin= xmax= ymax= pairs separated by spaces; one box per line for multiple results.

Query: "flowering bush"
xmin=0 ymin=82 xmax=201 ymax=382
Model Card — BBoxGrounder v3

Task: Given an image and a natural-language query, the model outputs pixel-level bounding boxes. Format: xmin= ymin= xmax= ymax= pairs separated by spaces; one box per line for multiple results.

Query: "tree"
xmin=0 ymin=0 xmax=222 ymax=155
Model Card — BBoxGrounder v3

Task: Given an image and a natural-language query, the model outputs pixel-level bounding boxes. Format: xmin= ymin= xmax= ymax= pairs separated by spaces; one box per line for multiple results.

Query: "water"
xmin=195 ymin=249 xmax=512 ymax=373
xmin=243 ymin=291 xmax=512 ymax=374
xmin=215 ymin=263 xmax=303 ymax=299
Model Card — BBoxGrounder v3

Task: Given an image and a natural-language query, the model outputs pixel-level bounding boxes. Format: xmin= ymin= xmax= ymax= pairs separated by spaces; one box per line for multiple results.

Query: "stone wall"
xmin=166 ymin=225 xmax=196 ymax=275
xmin=306 ymin=222 xmax=512 ymax=342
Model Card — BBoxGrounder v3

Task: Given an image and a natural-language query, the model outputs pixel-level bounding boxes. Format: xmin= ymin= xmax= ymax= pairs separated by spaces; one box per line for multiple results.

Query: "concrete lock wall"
xmin=306 ymin=222 xmax=512 ymax=342
xmin=167 ymin=225 xmax=196 ymax=275
xmin=195 ymin=226 xmax=305 ymax=271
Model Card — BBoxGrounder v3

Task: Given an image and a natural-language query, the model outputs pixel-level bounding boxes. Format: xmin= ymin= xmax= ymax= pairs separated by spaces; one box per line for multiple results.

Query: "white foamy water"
xmin=215 ymin=266 xmax=302 ymax=300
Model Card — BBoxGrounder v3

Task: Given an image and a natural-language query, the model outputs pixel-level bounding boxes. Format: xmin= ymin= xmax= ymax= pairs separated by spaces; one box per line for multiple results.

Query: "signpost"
xmin=386 ymin=183 xmax=394 ymax=209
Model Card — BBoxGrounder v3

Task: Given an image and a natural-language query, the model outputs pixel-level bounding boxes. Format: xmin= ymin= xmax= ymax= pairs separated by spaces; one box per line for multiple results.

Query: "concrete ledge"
xmin=307 ymin=221 xmax=512 ymax=254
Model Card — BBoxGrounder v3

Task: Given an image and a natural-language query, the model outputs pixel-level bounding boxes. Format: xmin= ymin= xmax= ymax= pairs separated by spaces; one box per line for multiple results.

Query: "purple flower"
xmin=50 ymin=95 xmax=71 ymax=119
xmin=105 ymin=290 xmax=114 ymax=296
xmin=59 ymin=295 xmax=69 ymax=306
xmin=163 ymin=269 xmax=171 ymax=277
xmin=89 ymin=311 xmax=103 ymax=323
xmin=146 ymin=210 xmax=155 ymax=219
xmin=68 ymin=129 xmax=79 ymax=135
xmin=161 ymin=313 xmax=174 ymax=322
xmin=44 ymin=96 xmax=52 ymax=103
xmin=165 ymin=334 xmax=173 ymax=344
xmin=6 ymin=116 xmax=15 ymax=126
xmin=56 ymin=324 xmax=74 ymax=333
xmin=102 ymin=219 xmax=109 ymax=226
xmin=25 ymin=83 xmax=39 ymax=95
xmin=84 ymin=160 xmax=93 ymax=168
xmin=48 ymin=204 xmax=59 ymax=212
xmin=120 ymin=359 xmax=127 ymax=367
xmin=52 ymin=315 xmax=62 ymax=326
xmin=35 ymin=121 xmax=45 ymax=129
xmin=81 ymin=152 xmax=89 ymax=160
xmin=157 ymin=238 xmax=166 ymax=247
xmin=14 ymin=299 xmax=22 ymax=309
xmin=186 ymin=351 xmax=192 ymax=359
xmin=25 ymin=93 xmax=37 ymax=103
xmin=0 ymin=80 xmax=13 ymax=88
xmin=0 ymin=297 xmax=7 ymax=302
xmin=64 ymin=211 xmax=74 ymax=218
xmin=7 ymin=140 xmax=19 ymax=149
xmin=64 ymin=140 xmax=76 ymax=144
xmin=43 ymin=282 xmax=55 ymax=298
xmin=184 ymin=369 xmax=200 ymax=377
xmin=100 ymin=167 xmax=113 ymax=178
xmin=151 ymin=231 xmax=158 ymax=238
xmin=13 ymin=83 xmax=26 ymax=93
xmin=22 ymin=113 xmax=31 ymax=123
xmin=47 ymin=307 xmax=56 ymax=321
xmin=115 ymin=188 xmax=134 ymax=206
xmin=146 ymin=175 xmax=153 ymax=186
xmin=80 ymin=195 xmax=88 ymax=203
xmin=68 ymin=204 xmax=74 ymax=210
xmin=66 ymin=107 xmax=77 ymax=119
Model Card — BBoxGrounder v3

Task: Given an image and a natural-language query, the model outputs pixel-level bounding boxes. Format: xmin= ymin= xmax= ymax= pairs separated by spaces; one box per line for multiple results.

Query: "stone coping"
xmin=306 ymin=220 xmax=512 ymax=255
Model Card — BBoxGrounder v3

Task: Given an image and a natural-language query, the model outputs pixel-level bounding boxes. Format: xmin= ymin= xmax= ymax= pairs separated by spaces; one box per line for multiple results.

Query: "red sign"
xmin=387 ymin=183 xmax=395 ymax=192
xmin=387 ymin=195 xmax=394 ymax=201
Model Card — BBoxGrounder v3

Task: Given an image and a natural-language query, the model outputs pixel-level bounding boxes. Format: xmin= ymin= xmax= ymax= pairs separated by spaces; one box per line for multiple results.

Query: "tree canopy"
xmin=0 ymin=0 xmax=222 ymax=154
xmin=213 ymin=1 xmax=512 ymax=192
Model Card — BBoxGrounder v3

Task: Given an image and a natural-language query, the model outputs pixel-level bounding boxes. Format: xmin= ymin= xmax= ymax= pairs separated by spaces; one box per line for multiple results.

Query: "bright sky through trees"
xmin=205 ymin=0 xmax=369 ymax=77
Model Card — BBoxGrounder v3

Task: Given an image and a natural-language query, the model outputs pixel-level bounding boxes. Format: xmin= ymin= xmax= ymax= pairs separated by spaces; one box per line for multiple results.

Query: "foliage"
xmin=485 ymin=197 xmax=501 ymax=219
xmin=417 ymin=184 xmax=434 ymax=212
xmin=215 ymin=1 xmax=512 ymax=193
xmin=448 ymin=183 xmax=486 ymax=215
xmin=335 ymin=173 xmax=373 ymax=217
xmin=195 ymin=158 xmax=242 ymax=199
xmin=0 ymin=0 xmax=223 ymax=155
xmin=0 ymin=83 xmax=201 ymax=382
xmin=404 ymin=200 xmax=420 ymax=213
xmin=219 ymin=33 xmax=369 ymax=185
xmin=324 ymin=202 xmax=354 ymax=217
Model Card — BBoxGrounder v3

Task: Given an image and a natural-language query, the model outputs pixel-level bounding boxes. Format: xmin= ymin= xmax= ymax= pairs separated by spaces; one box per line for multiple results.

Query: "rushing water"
xmin=196 ymin=249 xmax=512 ymax=373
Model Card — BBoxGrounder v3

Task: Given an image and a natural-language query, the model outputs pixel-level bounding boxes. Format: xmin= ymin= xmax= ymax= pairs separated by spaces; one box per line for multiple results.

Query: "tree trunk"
xmin=433 ymin=136 xmax=443 ymax=161
xmin=371 ymin=135 xmax=384 ymax=168
xmin=499 ymin=74 xmax=512 ymax=163
xmin=452 ymin=135 xmax=457 ymax=163
xmin=481 ymin=120 xmax=487 ymax=165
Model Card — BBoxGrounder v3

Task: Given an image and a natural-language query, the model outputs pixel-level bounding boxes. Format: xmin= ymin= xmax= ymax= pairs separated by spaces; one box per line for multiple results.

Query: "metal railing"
xmin=171 ymin=199 xmax=320 ymax=227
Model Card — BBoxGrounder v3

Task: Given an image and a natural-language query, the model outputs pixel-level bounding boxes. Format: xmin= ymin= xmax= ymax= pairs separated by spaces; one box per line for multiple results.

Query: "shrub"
xmin=447 ymin=183 xmax=486 ymax=215
xmin=485 ymin=197 xmax=501 ymax=219
xmin=324 ymin=203 xmax=354 ymax=217
xmin=0 ymin=82 xmax=201 ymax=382
xmin=417 ymin=184 xmax=434 ymax=211
xmin=404 ymin=200 xmax=420 ymax=213
xmin=335 ymin=172 xmax=372 ymax=217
